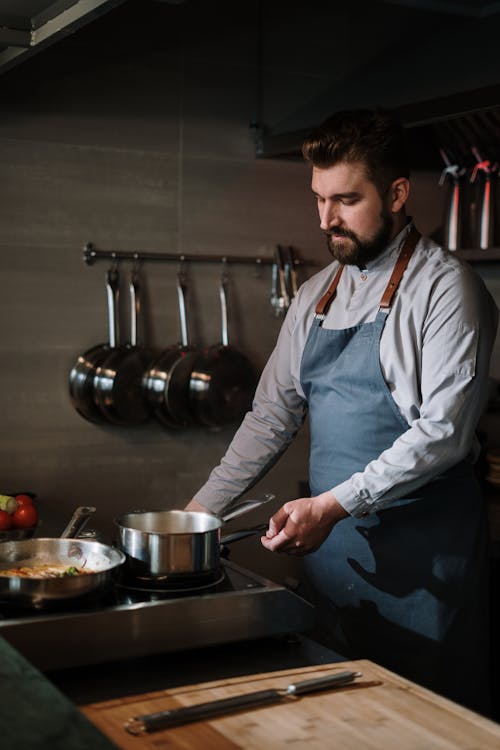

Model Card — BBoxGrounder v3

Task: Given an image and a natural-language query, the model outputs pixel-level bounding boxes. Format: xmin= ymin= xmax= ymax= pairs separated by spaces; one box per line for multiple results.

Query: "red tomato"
xmin=0 ymin=510 xmax=12 ymax=530
xmin=15 ymin=494 xmax=33 ymax=507
xmin=12 ymin=505 xmax=38 ymax=529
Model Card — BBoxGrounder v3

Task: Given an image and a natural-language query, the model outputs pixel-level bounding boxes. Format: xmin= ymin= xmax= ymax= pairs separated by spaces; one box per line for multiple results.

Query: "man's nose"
xmin=319 ymin=201 xmax=341 ymax=231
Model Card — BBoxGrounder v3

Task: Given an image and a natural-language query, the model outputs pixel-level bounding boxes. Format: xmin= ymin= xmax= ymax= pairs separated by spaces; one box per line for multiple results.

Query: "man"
xmin=187 ymin=109 xmax=498 ymax=713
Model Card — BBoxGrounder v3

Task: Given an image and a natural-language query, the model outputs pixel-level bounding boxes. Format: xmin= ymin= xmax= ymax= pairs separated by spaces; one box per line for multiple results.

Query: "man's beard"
xmin=326 ymin=210 xmax=394 ymax=266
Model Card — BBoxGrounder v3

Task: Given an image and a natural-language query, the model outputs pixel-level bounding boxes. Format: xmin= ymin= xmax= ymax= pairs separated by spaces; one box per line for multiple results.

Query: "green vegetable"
xmin=62 ymin=566 xmax=80 ymax=577
xmin=0 ymin=495 xmax=18 ymax=514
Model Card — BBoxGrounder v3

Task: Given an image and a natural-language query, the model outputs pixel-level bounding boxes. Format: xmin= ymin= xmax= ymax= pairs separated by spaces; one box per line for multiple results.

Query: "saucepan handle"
xmin=220 ymin=523 xmax=268 ymax=546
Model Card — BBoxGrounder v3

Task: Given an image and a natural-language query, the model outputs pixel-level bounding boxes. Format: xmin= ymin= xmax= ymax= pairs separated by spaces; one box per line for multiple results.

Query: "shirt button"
xmin=360 ymin=272 xmax=368 ymax=281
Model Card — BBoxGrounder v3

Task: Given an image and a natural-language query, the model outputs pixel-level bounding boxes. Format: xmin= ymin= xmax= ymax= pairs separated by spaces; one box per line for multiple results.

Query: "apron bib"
xmin=300 ymin=228 xmax=490 ymax=712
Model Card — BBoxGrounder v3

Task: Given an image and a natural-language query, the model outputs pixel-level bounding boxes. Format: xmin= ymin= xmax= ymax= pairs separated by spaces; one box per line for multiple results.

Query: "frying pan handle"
xmin=60 ymin=506 xmax=97 ymax=539
xmin=176 ymin=273 xmax=189 ymax=348
xmin=129 ymin=269 xmax=142 ymax=347
xmin=106 ymin=267 xmax=120 ymax=348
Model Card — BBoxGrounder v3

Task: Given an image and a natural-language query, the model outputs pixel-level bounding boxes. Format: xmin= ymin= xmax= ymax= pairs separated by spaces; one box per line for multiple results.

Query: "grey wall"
xmin=0 ymin=0 xmax=496 ymax=582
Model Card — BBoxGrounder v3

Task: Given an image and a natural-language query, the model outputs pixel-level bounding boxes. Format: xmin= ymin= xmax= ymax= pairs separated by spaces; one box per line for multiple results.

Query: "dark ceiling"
xmin=0 ymin=0 xmax=499 ymax=167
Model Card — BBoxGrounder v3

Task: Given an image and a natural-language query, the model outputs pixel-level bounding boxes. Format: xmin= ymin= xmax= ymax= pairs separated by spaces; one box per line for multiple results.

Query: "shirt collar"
xmin=361 ymin=218 xmax=414 ymax=272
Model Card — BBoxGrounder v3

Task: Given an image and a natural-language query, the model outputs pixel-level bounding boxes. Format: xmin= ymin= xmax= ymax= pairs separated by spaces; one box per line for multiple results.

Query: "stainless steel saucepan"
xmin=114 ymin=493 xmax=274 ymax=584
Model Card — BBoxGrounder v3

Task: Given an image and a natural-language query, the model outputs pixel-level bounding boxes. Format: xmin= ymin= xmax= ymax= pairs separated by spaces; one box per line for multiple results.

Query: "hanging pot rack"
xmin=82 ymin=242 xmax=307 ymax=268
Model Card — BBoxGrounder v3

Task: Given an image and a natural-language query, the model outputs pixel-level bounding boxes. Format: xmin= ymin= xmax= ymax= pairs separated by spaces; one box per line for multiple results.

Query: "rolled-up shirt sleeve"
xmin=193 ymin=298 xmax=307 ymax=516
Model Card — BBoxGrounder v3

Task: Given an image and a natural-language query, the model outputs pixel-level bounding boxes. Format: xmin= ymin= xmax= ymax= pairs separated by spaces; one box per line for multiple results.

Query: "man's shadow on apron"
xmin=347 ymin=487 xmax=483 ymax=609
xmin=304 ymin=487 xmax=490 ymax=713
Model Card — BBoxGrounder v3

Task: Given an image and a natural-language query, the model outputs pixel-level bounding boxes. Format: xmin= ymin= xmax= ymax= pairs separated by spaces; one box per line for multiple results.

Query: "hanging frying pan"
xmin=68 ymin=267 xmax=120 ymax=423
xmin=144 ymin=271 xmax=199 ymax=429
xmin=93 ymin=267 xmax=156 ymax=426
xmin=188 ymin=272 xmax=257 ymax=428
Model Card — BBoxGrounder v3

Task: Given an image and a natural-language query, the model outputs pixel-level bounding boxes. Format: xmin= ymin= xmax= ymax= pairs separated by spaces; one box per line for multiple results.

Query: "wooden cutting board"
xmin=80 ymin=660 xmax=500 ymax=749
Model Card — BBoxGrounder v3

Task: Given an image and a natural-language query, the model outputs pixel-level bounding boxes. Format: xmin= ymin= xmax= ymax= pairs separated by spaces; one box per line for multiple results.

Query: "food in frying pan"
xmin=0 ymin=564 xmax=91 ymax=579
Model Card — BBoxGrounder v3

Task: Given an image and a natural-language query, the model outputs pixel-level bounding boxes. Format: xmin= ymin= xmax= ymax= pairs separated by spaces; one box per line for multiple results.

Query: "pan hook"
xmin=220 ymin=256 xmax=229 ymax=282
xmin=132 ymin=253 xmax=141 ymax=274
xmin=177 ymin=255 xmax=189 ymax=286
xmin=108 ymin=253 xmax=119 ymax=284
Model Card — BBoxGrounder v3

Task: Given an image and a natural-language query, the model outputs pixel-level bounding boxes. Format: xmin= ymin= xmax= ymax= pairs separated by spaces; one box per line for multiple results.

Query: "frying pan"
xmin=188 ymin=274 xmax=257 ymax=428
xmin=114 ymin=493 xmax=274 ymax=584
xmin=143 ymin=271 xmax=199 ymax=429
xmin=93 ymin=268 xmax=156 ymax=426
xmin=0 ymin=506 xmax=126 ymax=609
xmin=68 ymin=267 xmax=119 ymax=423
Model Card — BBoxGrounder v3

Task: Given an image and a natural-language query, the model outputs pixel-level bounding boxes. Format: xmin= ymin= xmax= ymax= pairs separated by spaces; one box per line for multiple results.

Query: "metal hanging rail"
xmin=82 ymin=243 xmax=306 ymax=267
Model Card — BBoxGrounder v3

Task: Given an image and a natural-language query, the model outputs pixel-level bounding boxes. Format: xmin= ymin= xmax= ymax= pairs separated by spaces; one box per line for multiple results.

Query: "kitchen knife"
xmin=125 ymin=669 xmax=362 ymax=735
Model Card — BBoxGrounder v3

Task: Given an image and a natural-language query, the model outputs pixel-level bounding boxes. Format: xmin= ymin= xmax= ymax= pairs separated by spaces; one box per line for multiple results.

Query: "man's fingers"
xmin=260 ymin=527 xmax=294 ymax=551
xmin=266 ymin=506 xmax=291 ymax=538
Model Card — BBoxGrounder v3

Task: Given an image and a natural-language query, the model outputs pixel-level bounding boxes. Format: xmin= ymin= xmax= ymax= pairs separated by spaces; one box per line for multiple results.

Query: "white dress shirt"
xmin=193 ymin=223 xmax=499 ymax=517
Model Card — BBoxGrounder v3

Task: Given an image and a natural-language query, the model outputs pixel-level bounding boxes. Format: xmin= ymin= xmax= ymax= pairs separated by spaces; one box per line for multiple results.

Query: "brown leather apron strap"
xmin=315 ymin=225 xmax=421 ymax=318
xmin=379 ymin=226 xmax=421 ymax=310
xmin=315 ymin=264 xmax=345 ymax=316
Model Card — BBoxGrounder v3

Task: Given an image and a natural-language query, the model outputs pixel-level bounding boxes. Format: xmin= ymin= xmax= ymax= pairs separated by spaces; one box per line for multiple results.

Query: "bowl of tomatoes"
xmin=0 ymin=492 xmax=38 ymax=541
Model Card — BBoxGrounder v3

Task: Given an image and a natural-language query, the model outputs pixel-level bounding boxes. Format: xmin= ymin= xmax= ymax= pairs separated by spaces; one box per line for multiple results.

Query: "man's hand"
xmin=260 ymin=491 xmax=348 ymax=556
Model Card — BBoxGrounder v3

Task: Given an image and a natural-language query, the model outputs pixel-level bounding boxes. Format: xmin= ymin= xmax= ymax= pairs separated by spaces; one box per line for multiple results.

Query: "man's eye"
xmin=342 ymin=198 xmax=358 ymax=205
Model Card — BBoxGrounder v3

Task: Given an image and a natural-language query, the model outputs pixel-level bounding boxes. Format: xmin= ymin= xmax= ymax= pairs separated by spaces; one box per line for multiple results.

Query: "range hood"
xmin=256 ymin=1 xmax=500 ymax=166
xmin=0 ymin=0 xmax=127 ymax=75
xmin=377 ymin=1 xmax=500 ymax=17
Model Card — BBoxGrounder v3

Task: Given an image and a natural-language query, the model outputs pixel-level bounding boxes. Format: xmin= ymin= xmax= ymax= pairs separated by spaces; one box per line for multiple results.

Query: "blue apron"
xmin=300 ymin=228 xmax=490 ymax=713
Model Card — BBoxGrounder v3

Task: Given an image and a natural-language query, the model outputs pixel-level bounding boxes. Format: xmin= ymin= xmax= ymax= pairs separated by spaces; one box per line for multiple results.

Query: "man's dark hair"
xmin=302 ymin=109 xmax=410 ymax=197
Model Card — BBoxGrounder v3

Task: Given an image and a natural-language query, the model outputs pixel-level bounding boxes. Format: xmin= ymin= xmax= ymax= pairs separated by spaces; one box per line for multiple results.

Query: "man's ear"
xmin=390 ymin=177 xmax=410 ymax=213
